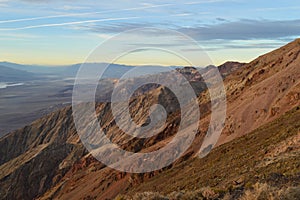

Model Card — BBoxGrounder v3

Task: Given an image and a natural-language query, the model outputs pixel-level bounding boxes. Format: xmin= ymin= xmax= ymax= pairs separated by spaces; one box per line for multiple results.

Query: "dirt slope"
xmin=216 ymin=39 xmax=300 ymax=144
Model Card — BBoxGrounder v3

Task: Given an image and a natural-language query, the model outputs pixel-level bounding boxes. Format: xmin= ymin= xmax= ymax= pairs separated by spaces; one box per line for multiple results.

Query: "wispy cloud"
xmin=0 ymin=3 xmax=179 ymax=24
xmin=0 ymin=17 xmax=140 ymax=30
xmin=178 ymin=19 xmax=300 ymax=40
xmin=185 ymin=0 xmax=237 ymax=5
xmin=0 ymin=0 xmax=230 ymax=25
xmin=0 ymin=32 xmax=41 ymax=41
xmin=61 ymin=5 xmax=91 ymax=11
xmin=255 ymin=6 xmax=300 ymax=12
xmin=183 ymin=40 xmax=288 ymax=51
xmin=0 ymin=12 xmax=200 ymax=31
xmin=75 ymin=18 xmax=300 ymax=41
xmin=0 ymin=3 xmax=171 ymax=24
xmin=0 ymin=0 xmax=8 ymax=7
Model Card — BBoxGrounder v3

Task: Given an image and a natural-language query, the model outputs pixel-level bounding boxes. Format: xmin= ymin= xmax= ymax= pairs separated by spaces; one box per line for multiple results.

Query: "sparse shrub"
xmin=115 ymin=184 xmax=300 ymax=200
xmin=279 ymin=187 xmax=300 ymax=200
xmin=168 ymin=191 xmax=184 ymax=200
xmin=132 ymin=192 xmax=168 ymax=200
xmin=200 ymin=187 xmax=219 ymax=199
xmin=183 ymin=190 xmax=204 ymax=200
xmin=239 ymin=183 xmax=277 ymax=200
xmin=115 ymin=195 xmax=126 ymax=200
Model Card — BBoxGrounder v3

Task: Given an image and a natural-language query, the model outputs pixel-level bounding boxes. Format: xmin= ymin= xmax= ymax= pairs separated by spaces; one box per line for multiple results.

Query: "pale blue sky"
xmin=0 ymin=0 xmax=299 ymax=66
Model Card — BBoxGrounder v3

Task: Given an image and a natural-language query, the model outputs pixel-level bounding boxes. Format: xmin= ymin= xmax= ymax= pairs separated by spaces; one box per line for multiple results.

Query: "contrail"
xmin=0 ymin=12 xmax=200 ymax=31
xmin=0 ymin=3 xmax=173 ymax=24
xmin=0 ymin=17 xmax=140 ymax=31
xmin=0 ymin=1 xmax=219 ymax=24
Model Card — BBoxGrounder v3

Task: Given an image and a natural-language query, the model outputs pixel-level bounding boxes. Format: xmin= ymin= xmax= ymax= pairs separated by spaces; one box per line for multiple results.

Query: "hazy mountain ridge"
xmin=0 ymin=61 xmax=176 ymax=78
xmin=0 ymin=62 xmax=240 ymax=138
xmin=0 ymin=65 xmax=38 ymax=82
xmin=0 ymin=61 xmax=230 ymax=79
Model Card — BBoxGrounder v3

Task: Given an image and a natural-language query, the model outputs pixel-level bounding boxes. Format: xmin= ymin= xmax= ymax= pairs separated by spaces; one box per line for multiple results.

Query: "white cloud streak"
xmin=0 ymin=11 xmax=206 ymax=31
xmin=0 ymin=3 xmax=172 ymax=24
xmin=254 ymin=6 xmax=300 ymax=12
xmin=0 ymin=17 xmax=140 ymax=30
xmin=0 ymin=0 xmax=227 ymax=24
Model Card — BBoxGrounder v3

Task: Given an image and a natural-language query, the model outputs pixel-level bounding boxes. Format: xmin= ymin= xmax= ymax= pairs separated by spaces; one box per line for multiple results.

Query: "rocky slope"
xmin=183 ymin=38 xmax=300 ymax=149
xmin=0 ymin=39 xmax=299 ymax=199
xmin=207 ymin=39 xmax=300 ymax=145
xmin=119 ymin=107 xmax=300 ymax=199
xmin=0 ymin=84 xmax=193 ymax=200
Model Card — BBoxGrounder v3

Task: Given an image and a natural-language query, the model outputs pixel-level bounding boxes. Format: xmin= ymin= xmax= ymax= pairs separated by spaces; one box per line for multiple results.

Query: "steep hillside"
xmin=0 ymin=63 xmax=235 ymax=199
xmin=119 ymin=107 xmax=300 ymax=199
xmin=38 ymin=39 xmax=300 ymax=199
xmin=0 ymin=39 xmax=299 ymax=200
xmin=0 ymin=107 xmax=85 ymax=200
xmin=213 ymin=39 xmax=300 ymax=144
xmin=0 ymin=84 xmax=192 ymax=200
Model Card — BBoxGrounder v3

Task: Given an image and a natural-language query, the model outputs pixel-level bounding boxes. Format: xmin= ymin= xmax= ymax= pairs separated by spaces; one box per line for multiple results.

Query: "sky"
xmin=0 ymin=0 xmax=300 ymax=66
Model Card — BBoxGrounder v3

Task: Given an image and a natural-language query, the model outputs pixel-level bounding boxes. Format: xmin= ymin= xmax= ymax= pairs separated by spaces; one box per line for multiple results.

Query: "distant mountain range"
xmin=0 ymin=65 xmax=38 ymax=82
xmin=0 ymin=60 xmax=244 ymax=82
xmin=0 ymin=61 xmax=243 ymax=138
xmin=0 ymin=62 xmax=179 ymax=78
xmin=0 ymin=62 xmax=64 ymax=74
